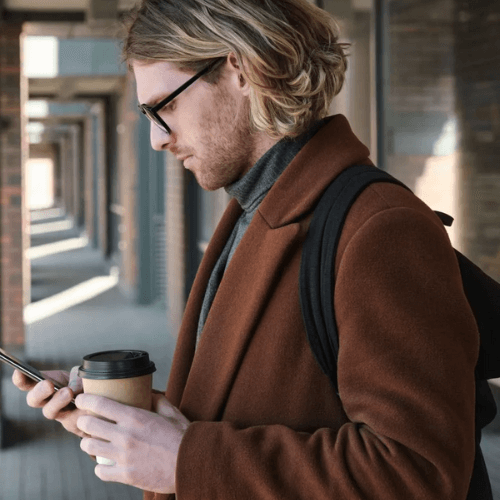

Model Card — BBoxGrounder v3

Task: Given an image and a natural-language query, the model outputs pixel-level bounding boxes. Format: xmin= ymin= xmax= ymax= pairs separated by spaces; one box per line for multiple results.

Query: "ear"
xmin=227 ymin=52 xmax=251 ymax=95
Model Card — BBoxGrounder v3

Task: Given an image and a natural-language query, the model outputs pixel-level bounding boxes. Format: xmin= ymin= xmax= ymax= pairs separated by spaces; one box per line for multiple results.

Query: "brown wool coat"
xmin=144 ymin=114 xmax=479 ymax=500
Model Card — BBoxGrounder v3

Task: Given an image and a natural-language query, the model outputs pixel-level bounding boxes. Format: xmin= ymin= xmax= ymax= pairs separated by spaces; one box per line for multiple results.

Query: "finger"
xmin=94 ymin=463 xmax=123 ymax=484
xmin=12 ymin=369 xmax=37 ymax=391
xmin=76 ymin=414 xmax=116 ymax=441
xmin=68 ymin=365 xmax=83 ymax=393
xmin=80 ymin=436 xmax=117 ymax=462
xmin=42 ymin=387 xmax=75 ymax=420
xmin=26 ymin=379 xmax=55 ymax=408
xmin=75 ymin=394 xmax=127 ymax=424
xmin=153 ymin=395 xmax=190 ymax=427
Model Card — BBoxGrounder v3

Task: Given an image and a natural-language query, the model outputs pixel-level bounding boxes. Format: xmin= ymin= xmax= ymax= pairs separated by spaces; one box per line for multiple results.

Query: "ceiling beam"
xmin=3 ymin=10 xmax=85 ymax=23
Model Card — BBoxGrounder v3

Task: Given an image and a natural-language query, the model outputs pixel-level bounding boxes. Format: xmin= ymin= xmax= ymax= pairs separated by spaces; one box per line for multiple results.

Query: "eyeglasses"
xmin=138 ymin=57 xmax=226 ymax=135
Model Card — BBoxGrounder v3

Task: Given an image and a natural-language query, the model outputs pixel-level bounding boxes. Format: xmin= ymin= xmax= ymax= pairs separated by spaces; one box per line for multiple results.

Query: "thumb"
xmin=152 ymin=393 xmax=174 ymax=416
xmin=68 ymin=365 xmax=83 ymax=394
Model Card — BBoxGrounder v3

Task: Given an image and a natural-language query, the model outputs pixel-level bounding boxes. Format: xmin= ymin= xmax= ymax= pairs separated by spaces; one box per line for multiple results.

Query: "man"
xmin=13 ymin=1 xmax=479 ymax=499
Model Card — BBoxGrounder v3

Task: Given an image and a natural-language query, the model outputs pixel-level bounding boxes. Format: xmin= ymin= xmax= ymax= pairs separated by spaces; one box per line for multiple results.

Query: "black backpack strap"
xmin=299 ymin=165 xmax=414 ymax=393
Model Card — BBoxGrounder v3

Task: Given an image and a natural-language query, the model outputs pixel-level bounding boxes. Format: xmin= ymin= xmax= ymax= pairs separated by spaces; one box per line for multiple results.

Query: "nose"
xmin=150 ymin=121 xmax=172 ymax=151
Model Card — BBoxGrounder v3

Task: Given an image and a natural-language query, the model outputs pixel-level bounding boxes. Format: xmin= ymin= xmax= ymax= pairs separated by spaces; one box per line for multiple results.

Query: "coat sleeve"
xmin=174 ymin=207 xmax=479 ymax=500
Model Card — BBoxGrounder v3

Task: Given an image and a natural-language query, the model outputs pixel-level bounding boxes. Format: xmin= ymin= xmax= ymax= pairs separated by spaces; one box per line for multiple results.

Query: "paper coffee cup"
xmin=78 ymin=350 xmax=156 ymax=466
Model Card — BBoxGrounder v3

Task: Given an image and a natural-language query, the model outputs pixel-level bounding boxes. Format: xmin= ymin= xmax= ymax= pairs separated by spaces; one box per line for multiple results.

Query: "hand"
xmin=12 ymin=366 xmax=92 ymax=439
xmin=75 ymin=393 xmax=191 ymax=494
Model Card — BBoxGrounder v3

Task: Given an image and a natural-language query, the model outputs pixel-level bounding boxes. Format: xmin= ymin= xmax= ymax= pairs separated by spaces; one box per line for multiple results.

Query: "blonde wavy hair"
xmin=121 ymin=0 xmax=351 ymax=140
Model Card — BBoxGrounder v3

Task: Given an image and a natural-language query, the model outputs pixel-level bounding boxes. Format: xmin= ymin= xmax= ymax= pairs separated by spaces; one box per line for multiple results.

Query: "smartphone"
xmin=0 ymin=347 xmax=76 ymax=405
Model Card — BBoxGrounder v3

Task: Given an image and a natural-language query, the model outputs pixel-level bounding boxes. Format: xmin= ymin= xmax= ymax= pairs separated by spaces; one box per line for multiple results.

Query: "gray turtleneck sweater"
xmin=196 ymin=116 xmax=331 ymax=348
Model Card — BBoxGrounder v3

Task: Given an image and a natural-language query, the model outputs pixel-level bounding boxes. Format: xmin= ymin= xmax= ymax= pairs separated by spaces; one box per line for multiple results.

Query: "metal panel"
xmin=375 ymin=0 xmax=390 ymax=170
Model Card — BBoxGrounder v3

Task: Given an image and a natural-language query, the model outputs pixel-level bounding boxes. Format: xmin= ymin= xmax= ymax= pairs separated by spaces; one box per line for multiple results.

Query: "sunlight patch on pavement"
xmin=27 ymin=236 xmax=89 ymax=260
xmin=24 ymin=267 xmax=119 ymax=325
xmin=30 ymin=220 xmax=74 ymax=235
xmin=30 ymin=207 xmax=65 ymax=222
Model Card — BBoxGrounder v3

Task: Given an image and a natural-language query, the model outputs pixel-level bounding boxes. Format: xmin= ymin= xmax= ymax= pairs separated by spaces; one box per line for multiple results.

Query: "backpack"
xmin=299 ymin=164 xmax=500 ymax=500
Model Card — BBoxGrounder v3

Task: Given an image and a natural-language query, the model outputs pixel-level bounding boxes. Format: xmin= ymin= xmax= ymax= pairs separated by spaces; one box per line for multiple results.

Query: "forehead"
xmin=132 ymin=59 xmax=194 ymax=104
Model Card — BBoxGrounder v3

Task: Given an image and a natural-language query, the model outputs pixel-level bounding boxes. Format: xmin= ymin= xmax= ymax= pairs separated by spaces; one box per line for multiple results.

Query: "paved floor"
xmin=1 ymin=208 xmax=177 ymax=499
xmin=2 ymin=207 xmax=500 ymax=499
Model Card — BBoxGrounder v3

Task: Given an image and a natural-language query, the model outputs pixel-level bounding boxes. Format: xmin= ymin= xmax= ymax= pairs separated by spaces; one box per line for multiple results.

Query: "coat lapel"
xmin=165 ymin=198 xmax=243 ymax=407
xmin=179 ymin=217 xmax=304 ymax=421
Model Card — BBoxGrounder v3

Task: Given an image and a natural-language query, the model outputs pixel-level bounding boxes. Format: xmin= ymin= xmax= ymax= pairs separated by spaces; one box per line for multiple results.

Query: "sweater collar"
xmin=258 ymin=114 xmax=374 ymax=229
xmin=225 ymin=117 xmax=332 ymax=212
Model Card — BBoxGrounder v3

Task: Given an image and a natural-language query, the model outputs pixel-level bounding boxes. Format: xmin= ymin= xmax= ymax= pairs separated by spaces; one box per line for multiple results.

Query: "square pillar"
xmin=0 ymin=23 xmax=29 ymax=348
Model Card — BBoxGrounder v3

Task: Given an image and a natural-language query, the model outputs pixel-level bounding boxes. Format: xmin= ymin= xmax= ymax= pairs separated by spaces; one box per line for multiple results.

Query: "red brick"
xmin=0 ymin=67 xmax=20 ymax=74
xmin=9 ymin=274 xmax=23 ymax=289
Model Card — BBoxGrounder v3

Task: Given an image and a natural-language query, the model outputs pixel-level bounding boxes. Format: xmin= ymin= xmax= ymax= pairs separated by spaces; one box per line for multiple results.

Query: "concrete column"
xmin=116 ymin=74 xmax=139 ymax=300
xmin=344 ymin=11 xmax=373 ymax=155
xmin=53 ymin=141 xmax=62 ymax=206
xmin=84 ymin=115 xmax=94 ymax=242
xmin=70 ymin=124 xmax=80 ymax=224
xmin=0 ymin=22 xmax=29 ymax=347
xmin=76 ymin=123 xmax=85 ymax=228
xmin=59 ymin=134 xmax=71 ymax=217
xmin=90 ymin=101 xmax=107 ymax=256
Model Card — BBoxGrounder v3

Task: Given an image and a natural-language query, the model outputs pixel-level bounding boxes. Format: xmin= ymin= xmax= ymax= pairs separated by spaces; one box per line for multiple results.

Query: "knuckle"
xmin=43 ymin=396 xmax=66 ymax=420
xmin=62 ymin=419 xmax=77 ymax=436
xmin=58 ymin=387 xmax=72 ymax=401
xmin=120 ymin=434 xmax=133 ymax=451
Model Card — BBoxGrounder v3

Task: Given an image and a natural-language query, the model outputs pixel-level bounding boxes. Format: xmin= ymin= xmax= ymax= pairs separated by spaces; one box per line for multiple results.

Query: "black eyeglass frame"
xmin=138 ymin=57 xmax=226 ymax=135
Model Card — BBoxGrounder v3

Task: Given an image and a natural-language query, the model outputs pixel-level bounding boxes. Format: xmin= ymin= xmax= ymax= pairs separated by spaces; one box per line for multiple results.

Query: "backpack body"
xmin=299 ymin=164 xmax=500 ymax=499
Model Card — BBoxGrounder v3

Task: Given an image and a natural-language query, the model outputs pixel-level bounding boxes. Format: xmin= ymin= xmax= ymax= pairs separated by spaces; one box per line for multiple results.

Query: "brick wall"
xmin=386 ymin=0 xmax=500 ymax=282
xmin=0 ymin=23 xmax=28 ymax=346
xmin=454 ymin=0 xmax=500 ymax=280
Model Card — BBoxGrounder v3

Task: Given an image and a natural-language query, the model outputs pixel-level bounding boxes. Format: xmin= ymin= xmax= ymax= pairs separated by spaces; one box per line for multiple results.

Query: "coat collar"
xmin=259 ymin=114 xmax=374 ymax=229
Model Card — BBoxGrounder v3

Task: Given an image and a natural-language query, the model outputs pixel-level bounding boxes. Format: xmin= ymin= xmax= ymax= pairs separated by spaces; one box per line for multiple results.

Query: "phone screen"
xmin=0 ymin=347 xmax=64 ymax=390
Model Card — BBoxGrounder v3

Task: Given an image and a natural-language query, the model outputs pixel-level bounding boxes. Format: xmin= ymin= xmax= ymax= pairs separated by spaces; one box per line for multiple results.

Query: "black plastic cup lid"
xmin=78 ymin=350 xmax=156 ymax=380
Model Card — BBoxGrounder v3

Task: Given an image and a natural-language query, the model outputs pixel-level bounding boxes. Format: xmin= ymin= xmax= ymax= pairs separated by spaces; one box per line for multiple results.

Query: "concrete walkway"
xmin=1 ymin=208 xmax=177 ymax=500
